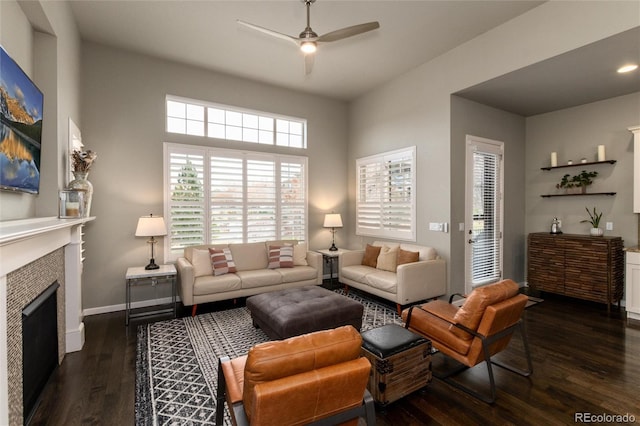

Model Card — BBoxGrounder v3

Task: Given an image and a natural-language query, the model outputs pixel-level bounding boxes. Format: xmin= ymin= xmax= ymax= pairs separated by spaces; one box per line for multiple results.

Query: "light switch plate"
xmin=605 ymin=222 xmax=613 ymax=231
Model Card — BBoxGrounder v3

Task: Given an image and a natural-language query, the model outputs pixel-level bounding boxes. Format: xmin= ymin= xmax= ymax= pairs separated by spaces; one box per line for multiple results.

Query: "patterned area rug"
xmin=135 ymin=289 xmax=403 ymax=425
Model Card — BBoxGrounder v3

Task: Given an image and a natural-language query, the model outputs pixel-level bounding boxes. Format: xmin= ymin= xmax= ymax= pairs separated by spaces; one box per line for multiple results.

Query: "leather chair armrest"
xmin=176 ymin=257 xmax=195 ymax=306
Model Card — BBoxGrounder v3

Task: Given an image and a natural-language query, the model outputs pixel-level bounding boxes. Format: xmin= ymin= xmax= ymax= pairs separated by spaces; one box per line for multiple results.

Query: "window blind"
xmin=165 ymin=143 xmax=307 ymax=260
xmin=356 ymin=147 xmax=416 ymax=241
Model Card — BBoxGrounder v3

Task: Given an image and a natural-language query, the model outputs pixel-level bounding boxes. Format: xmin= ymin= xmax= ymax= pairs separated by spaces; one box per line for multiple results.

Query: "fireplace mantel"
xmin=0 ymin=216 xmax=94 ymax=425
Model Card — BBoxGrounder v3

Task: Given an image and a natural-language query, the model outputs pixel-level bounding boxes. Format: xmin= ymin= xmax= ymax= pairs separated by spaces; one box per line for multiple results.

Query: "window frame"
xmin=166 ymin=95 xmax=307 ymax=149
xmin=163 ymin=142 xmax=308 ymax=262
xmin=356 ymin=146 xmax=416 ymax=241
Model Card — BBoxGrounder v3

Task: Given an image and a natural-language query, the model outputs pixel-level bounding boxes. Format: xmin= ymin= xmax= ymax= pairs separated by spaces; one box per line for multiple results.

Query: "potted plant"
xmin=556 ymin=170 xmax=598 ymax=194
xmin=580 ymin=206 xmax=603 ymax=236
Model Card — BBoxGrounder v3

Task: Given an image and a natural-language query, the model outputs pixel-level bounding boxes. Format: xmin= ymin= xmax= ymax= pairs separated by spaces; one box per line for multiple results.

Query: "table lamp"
xmin=135 ymin=214 xmax=167 ymax=270
xmin=323 ymin=213 xmax=343 ymax=251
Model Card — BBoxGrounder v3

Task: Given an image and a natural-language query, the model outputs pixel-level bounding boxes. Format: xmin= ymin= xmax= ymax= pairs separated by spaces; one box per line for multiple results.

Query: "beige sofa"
xmin=339 ymin=241 xmax=446 ymax=313
xmin=176 ymin=241 xmax=322 ymax=315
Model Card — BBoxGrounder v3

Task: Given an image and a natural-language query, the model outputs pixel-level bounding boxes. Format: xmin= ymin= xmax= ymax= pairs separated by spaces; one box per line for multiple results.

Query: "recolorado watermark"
xmin=575 ymin=412 xmax=635 ymax=423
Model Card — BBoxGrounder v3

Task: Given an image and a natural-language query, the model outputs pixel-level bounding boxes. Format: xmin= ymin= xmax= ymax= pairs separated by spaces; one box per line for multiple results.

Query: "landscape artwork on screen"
xmin=0 ymin=45 xmax=43 ymax=194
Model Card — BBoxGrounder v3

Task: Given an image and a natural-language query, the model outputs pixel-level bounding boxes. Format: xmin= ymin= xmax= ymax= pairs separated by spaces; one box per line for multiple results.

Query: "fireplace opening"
xmin=22 ymin=281 xmax=59 ymax=425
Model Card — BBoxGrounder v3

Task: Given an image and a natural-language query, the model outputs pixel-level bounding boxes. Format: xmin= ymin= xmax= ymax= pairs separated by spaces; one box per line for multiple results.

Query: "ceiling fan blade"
xmin=316 ymin=22 xmax=380 ymax=43
xmin=304 ymin=53 xmax=315 ymax=75
xmin=237 ymin=20 xmax=300 ymax=46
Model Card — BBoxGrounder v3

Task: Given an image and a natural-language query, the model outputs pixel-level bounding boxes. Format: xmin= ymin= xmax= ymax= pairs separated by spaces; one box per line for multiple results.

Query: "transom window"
xmin=166 ymin=96 xmax=306 ymax=148
xmin=356 ymin=146 xmax=416 ymax=241
xmin=164 ymin=143 xmax=308 ymax=261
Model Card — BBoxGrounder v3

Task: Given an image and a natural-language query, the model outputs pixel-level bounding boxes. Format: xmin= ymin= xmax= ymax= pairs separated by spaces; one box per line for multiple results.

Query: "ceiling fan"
xmin=237 ymin=0 xmax=380 ymax=75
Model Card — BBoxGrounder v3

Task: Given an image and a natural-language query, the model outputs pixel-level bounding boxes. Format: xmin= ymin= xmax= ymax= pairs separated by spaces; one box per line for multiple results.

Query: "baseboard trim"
xmin=83 ymin=296 xmax=181 ymax=317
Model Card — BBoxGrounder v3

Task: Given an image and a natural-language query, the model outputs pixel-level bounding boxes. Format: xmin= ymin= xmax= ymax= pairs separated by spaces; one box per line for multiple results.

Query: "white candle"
xmin=551 ymin=152 xmax=557 ymax=167
xmin=597 ymin=145 xmax=606 ymax=162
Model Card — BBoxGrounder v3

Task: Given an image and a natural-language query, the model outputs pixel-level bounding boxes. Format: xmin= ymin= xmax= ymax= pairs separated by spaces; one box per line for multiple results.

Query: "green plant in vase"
xmin=580 ymin=206 xmax=603 ymax=236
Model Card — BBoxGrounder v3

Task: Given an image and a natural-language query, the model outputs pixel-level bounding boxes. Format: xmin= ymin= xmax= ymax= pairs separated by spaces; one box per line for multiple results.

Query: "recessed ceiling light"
xmin=617 ymin=64 xmax=638 ymax=73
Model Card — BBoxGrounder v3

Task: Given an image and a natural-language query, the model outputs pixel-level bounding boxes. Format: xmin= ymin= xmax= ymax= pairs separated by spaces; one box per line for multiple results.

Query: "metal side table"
xmin=125 ymin=264 xmax=177 ymax=325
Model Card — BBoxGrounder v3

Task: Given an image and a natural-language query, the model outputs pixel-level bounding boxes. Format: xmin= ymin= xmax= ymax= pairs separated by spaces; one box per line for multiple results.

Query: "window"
xmin=356 ymin=146 xmax=416 ymax=241
xmin=166 ymin=96 xmax=306 ymax=148
xmin=164 ymin=143 xmax=307 ymax=260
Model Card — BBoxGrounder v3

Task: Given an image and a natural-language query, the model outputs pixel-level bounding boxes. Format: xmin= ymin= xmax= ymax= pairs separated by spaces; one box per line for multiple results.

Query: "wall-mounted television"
xmin=0 ymin=45 xmax=44 ymax=194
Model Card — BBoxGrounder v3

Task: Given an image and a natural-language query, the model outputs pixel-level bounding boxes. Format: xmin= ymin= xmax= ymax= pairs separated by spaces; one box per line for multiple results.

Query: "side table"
xmin=316 ymin=248 xmax=349 ymax=288
xmin=125 ymin=264 xmax=177 ymax=325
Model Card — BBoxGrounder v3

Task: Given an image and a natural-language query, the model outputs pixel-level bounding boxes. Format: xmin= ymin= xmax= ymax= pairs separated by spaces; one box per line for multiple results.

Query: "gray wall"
xmin=348 ymin=1 xmax=639 ymax=296
xmin=0 ymin=0 xmax=81 ymax=221
xmin=80 ymin=42 xmax=349 ymax=311
xmin=450 ymin=96 xmax=526 ymax=290
xmin=525 ymin=93 xmax=640 ymax=250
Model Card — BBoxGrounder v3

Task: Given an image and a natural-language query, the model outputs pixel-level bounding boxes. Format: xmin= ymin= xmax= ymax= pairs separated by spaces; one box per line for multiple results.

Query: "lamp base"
xmin=329 ymin=244 xmax=338 ymax=251
xmin=145 ymin=259 xmax=160 ymax=270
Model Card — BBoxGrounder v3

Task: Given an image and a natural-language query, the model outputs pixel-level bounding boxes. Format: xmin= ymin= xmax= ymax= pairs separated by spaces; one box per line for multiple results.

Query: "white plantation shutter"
xmin=471 ymin=149 xmax=502 ymax=285
xmin=165 ymin=143 xmax=307 ymax=260
xmin=356 ymin=147 xmax=416 ymax=241
xmin=166 ymin=147 xmax=206 ymax=251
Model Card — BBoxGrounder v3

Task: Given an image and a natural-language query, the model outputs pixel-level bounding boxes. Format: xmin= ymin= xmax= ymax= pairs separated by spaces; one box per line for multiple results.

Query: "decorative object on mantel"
xmin=135 ymin=214 xmax=168 ymax=270
xmin=556 ymin=170 xmax=598 ymax=194
xmin=58 ymin=189 xmax=85 ymax=218
xmin=581 ymin=206 xmax=604 ymax=236
xmin=67 ymin=149 xmax=97 ymax=217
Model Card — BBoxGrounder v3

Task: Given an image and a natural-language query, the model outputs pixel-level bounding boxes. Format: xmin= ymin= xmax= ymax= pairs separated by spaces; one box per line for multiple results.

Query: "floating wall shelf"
xmin=540 ymin=192 xmax=616 ymax=198
xmin=541 ymin=160 xmax=616 ymax=171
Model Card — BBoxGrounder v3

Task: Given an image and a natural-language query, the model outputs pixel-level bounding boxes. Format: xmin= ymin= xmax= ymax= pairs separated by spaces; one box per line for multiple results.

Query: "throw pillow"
xmin=293 ymin=242 xmax=308 ymax=266
xmin=361 ymin=244 xmax=381 ymax=268
xmin=209 ymin=248 xmax=237 ymax=276
xmin=397 ymin=248 xmax=420 ymax=266
xmin=268 ymin=245 xmax=294 ymax=269
xmin=192 ymin=249 xmax=214 ymax=277
xmin=376 ymin=245 xmax=398 ymax=272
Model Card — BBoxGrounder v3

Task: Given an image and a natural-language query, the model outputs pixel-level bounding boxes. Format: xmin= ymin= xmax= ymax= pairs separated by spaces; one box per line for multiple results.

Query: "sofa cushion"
xmin=192 ymin=249 xmax=213 ymax=277
xmin=237 ymin=269 xmax=283 ymax=289
xmin=365 ymin=270 xmax=398 ymax=293
xmin=293 ymin=243 xmax=308 ymax=266
xmin=209 ymin=248 xmax=237 ymax=276
xmin=362 ymin=244 xmax=381 ymax=268
xmin=277 ymin=266 xmax=318 ymax=283
xmin=397 ymin=248 xmax=419 ymax=266
xmin=194 ymin=273 xmax=242 ymax=295
xmin=341 ymin=264 xmax=376 ymax=282
xmin=230 ymin=242 xmax=268 ymax=271
xmin=268 ymin=245 xmax=294 ymax=269
xmin=376 ymin=245 xmax=398 ymax=272
xmin=400 ymin=243 xmax=437 ymax=261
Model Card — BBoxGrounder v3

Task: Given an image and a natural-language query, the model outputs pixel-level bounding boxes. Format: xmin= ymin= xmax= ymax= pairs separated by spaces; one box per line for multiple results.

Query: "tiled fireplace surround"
xmin=0 ymin=217 xmax=92 ymax=425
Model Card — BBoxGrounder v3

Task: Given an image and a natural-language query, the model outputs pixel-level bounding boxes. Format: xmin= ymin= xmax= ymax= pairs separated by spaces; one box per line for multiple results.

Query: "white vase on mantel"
xmin=590 ymin=227 xmax=604 ymax=237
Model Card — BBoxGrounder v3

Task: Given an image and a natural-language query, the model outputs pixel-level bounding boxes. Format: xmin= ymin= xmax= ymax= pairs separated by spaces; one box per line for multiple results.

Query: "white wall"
xmin=349 ymin=1 xmax=639 ymax=295
xmin=80 ymin=42 xmax=349 ymax=310
xmin=525 ymin=93 xmax=640 ymax=248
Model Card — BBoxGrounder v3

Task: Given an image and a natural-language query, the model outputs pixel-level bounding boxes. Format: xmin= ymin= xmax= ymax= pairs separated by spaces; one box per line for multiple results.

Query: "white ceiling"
xmin=68 ymin=0 xmax=545 ymax=102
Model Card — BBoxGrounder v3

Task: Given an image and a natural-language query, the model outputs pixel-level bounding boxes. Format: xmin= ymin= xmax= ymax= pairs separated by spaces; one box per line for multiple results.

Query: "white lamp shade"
xmin=323 ymin=213 xmax=343 ymax=228
xmin=135 ymin=215 xmax=167 ymax=237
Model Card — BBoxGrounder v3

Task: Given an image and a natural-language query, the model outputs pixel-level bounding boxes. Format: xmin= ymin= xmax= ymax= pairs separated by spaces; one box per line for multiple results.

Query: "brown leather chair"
xmin=215 ymin=325 xmax=376 ymax=425
xmin=402 ymin=279 xmax=533 ymax=403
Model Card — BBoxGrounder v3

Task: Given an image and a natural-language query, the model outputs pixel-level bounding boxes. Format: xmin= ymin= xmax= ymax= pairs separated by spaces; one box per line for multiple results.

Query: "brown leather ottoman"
xmin=246 ymin=286 xmax=364 ymax=340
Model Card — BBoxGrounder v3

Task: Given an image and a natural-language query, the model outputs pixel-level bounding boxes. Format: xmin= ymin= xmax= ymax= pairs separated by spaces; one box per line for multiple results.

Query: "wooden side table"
xmin=125 ymin=264 xmax=177 ymax=325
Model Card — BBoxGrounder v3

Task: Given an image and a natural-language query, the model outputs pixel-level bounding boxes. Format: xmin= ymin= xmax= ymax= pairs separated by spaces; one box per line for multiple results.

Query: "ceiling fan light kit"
xmin=237 ymin=0 xmax=379 ymax=74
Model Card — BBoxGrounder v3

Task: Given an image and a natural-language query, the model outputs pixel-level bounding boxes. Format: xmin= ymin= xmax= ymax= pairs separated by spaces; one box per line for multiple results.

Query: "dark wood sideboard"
xmin=527 ymin=233 xmax=624 ymax=310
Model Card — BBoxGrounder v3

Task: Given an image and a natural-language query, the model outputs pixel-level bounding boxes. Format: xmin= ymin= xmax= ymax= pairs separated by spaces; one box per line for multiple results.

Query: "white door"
xmin=465 ymin=136 xmax=504 ymax=294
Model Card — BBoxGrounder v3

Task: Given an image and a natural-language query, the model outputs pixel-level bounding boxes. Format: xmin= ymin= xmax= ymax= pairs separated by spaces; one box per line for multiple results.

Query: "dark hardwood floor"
xmin=29 ymin=289 xmax=640 ymax=425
